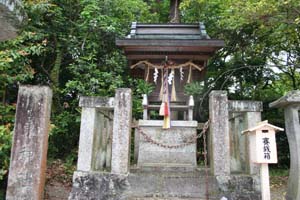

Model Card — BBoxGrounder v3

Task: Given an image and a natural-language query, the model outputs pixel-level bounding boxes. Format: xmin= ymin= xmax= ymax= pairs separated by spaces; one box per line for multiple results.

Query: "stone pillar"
xmin=111 ymin=89 xmax=132 ymax=174
xmin=270 ymin=91 xmax=300 ymax=200
xmin=209 ymin=91 xmax=230 ymax=176
xmin=229 ymin=113 xmax=244 ymax=172
xmin=105 ymin=112 xmax=113 ymax=168
xmin=6 ymin=85 xmax=52 ymax=200
xmin=77 ymin=97 xmax=114 ymax=171
xmin=77 ymin=107 xmax=100 ymax=171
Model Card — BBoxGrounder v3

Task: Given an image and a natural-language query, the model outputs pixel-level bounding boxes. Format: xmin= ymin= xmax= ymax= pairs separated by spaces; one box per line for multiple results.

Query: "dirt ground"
xmin=270 ymin=176 xmax=288 ymax=200
xmin=43 ymin=161 xmax=289 ymax=200
xmin=44 ymin=160 xmax=73 ymax=200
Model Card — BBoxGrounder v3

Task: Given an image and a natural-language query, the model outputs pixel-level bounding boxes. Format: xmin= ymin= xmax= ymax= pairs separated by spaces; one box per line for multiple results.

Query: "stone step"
xmin=128 ymin=198 xmax=208 ymax=200
xmin=130 ymin=165 xmax=208 ymax=173
xmin=125 ymin=167 xmax=219 ymax=199
xmin=69 ymin=170 xmax=260 ymax=200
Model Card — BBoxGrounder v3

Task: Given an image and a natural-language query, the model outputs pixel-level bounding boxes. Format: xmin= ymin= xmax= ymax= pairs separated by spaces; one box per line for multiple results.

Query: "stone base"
xmin=136 ymin=120 xmax=198 ymax=167
xmin=69 ymin=169 xmax=261 ymax=200
xmin=69 ymin=171 xmax=130 ymax=200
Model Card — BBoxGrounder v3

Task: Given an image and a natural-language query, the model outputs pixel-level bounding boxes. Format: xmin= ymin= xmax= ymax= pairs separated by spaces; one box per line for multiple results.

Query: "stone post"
xmin=77 ymin=97 xmax=114 ymax=171
xmin=111 ymin=89 xmax=132 ymax=174
xmin=209 ymin=91 xmax=230 ymax=175
xmin=270 ymin=91 xmax=300 ymax=200
xmin=6 ymin=85 xmax=52 ymax=200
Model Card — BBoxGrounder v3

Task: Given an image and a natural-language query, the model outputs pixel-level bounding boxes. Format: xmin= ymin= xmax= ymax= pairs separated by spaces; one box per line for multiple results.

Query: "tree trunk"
xmin=169 ymin=0 xmax=181 ymax=23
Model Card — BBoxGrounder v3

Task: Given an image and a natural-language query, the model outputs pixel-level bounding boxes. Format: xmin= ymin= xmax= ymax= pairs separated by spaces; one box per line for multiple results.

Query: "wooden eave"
xmin=116 ymin=39 xmax=224 ymax=61
xmin=116 ymin=39 xmax=225 ymax=48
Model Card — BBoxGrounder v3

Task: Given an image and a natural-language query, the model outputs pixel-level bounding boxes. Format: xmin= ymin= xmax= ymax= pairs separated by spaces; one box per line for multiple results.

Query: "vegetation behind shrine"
xmin=0 ymin=0 xmax=299 ymax=193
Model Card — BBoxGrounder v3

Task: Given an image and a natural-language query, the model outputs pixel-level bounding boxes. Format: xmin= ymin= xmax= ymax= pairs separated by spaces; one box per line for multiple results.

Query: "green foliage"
xmin=0 ymin=125 xmax=12 ymax=181
xmin=48 ymin=111 xmax=80 ymax=158
xmin=135 ymin=79 xmax=155 ymax=96
xmin=184 ymin=82 xmax=204 ymax=97
xmin=130 ymin=79 xmax=155 ymax=119
xmin=270 ymin=168 xmax=289 ymax=177
xmin=0 ymin=0 xmax=159 ymax=164
xmin=0 ymin=105 xmax=15 ymax=125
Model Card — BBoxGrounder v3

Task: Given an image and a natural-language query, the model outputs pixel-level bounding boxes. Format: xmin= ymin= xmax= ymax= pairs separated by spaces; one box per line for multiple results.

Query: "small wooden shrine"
xmin=116 ymin=22 xmax=224 ymax=120
xmin=116 ymin=22 xmax=224 ymax=166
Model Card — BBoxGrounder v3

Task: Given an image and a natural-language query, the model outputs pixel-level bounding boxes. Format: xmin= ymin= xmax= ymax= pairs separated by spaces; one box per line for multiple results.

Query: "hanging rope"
xmin=130 ymin=60 xmax=204 ymax=72
xmin=171 ymin=71 xmax=177 ymax=101
xmin=159 ymin=68 xmax=164 ymax=100
xmin=187 ymin=65 xmax=192 ymax=83
xmin=145 ymin=65 xmax=150 ymax=82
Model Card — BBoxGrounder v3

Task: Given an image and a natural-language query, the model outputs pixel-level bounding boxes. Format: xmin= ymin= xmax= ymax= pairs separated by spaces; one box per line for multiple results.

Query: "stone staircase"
xmin=69 ymin=166 xmax=261 ymax=200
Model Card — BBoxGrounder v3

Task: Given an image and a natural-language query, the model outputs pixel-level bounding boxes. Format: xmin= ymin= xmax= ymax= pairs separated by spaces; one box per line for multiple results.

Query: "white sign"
xmin=253 ymin=129 xmax=278 ymax=164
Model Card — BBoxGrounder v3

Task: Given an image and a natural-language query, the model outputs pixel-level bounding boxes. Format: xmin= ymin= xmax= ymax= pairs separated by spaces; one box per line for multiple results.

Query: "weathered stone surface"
xmin=269 ymin=90 xmax=300 ymax=108
xmin=0 ymin=0 xmax=25 ymax=41
xmin=138 ymin=120 xmax=197 ymax=127
xmin=209 ymin=91 xmax=230 ymax=176
xmin=228 ymin=109 xmax=261 ymax=178
xmin=283 ymin=106 xmax=300 ymax=200
xmin=69 ymin=171 xmax=130 ymax=200
xmin=111 ymin=89 xmax=132 ymax=174
xmin=270 ymin=91 xmax=300 ymax=200
xmin=216 ymin=175 xmax=261 ymax=200
xmin=77 ymin=97 xmax=113 ymax=172
xmin=79 ymin=96 xmax=114 ymax=109
xmin=6 ymin=85 xmax=52 ymax=200
xmin=229 ymin=113 xmax=245 ymax=173
xmin=69 ymin=168 xmax=261 ymax=200
xmin=77 ymin=107 xmax=102 ymax=171
xmin=228 ymin=100 xmax=263 ymax=112
xmin=136 ymin=120 xmax=198 ymax=167
xmin=244 ymin=112 xmax=261 ymax=177
xmin=71 ymin=168 xmax=220 ymax=199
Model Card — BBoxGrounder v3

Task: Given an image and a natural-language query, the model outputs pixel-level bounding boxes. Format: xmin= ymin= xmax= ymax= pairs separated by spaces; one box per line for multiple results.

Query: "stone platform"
xmin=135 ymin=120 xmax=198 ymax=167
xmin=69 ymin=167 xmax=261 ymax=200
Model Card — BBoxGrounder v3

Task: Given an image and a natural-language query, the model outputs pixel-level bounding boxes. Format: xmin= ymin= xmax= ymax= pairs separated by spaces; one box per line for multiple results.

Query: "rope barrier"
xmin=136 ymin=120 xmax=210 ymax=149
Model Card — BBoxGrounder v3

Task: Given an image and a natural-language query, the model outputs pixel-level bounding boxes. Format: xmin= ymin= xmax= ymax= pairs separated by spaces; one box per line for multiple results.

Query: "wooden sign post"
xmin=242 ymin=120 xmax=284 ymax=200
